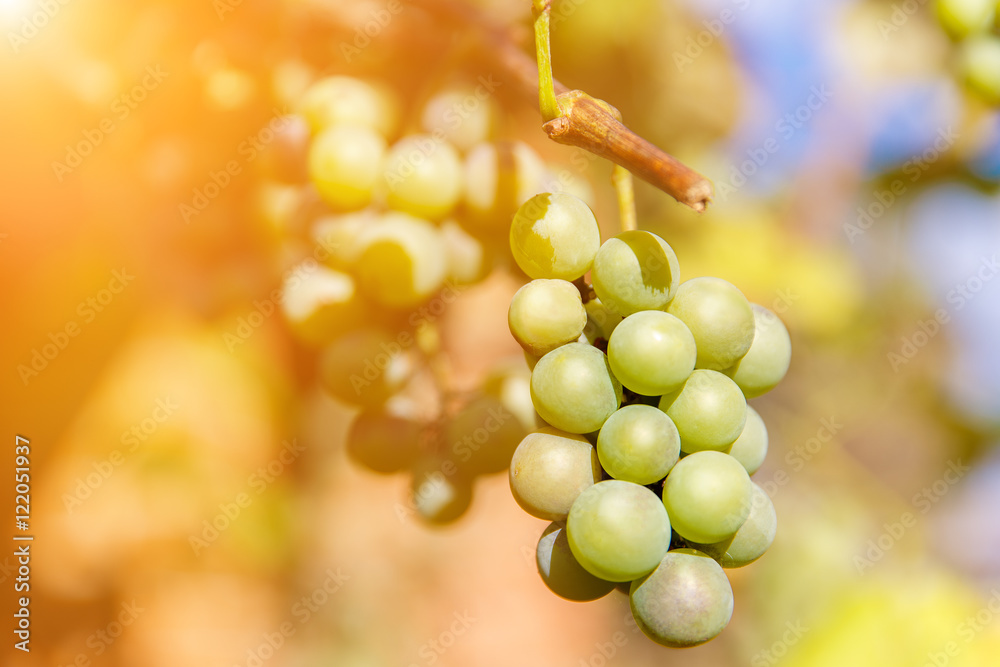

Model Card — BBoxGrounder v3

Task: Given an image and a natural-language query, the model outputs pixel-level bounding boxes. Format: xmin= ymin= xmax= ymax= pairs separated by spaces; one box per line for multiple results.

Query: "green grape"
xmin=411 ymin=458 xmax=474 ymax=525
xmin=508 ymin=279 xmax=587 ymax=356
xmin=566 ymin=480 xmax=672 ymax=582
xmin=441 ymin=219 xmax=489 ymax=285
xmin=591 ymin=230 xmax=680 ymax=316
xmin=446 ymin=394 xmax=529 ymax=475
xmin=308 ymin=125 xmax=386 ymax=211
xmin=420 ymin=86 xmax=496 ymax=152
xmin=354 ymin=212 xmax=447 ymax=308
xmin=509 ymin=193 xmax=601 ymax=281
xmin=346 ymin=410 xmax=421 ymax=474
xmin=629 ymin=549 xmax=734 ymax=647
xmin=509 ymin=427 xmax=601 ymax=520
xmin=318 ymin=327 xmax=414 ymax=408
xmin=280 ymin=264 xmax=366 ymax=344
xmin=607 ymin=311 xmax=696 ymax=396
xmin=935 ymin=0 xmax=995 ymax=37
xmin=464 ymin=141 xmax=548 ymax=231
xmin=311 ymin=210 xmax=377 ymax=271
xmin=666 ymin=277 xmax=755 ymax=370
xmin=596 ymin=405 xmax=680 ymax=485
xmin=959 ymin=36 xmax=1000 ymax=104
xmin=536 ymin=522 xmax=615 ymax=601
xmin=298 ymin=76 xmax=399 ymax=137
xmin=694 ymin=483 xmax=776 ymax=568
xmin=530 ymin=343 xmax=622 ymax=434
xmin=723 ymin=304 xmax=791 ymax=398
xmin=382 ymin=134 xmax=463 ymax=219
xmin=658 ymin=370 xmax=746 ymax=453
xmin=662 ymin=451 xmax=752 ymax=544
xmin=582 ymin=298 xmax=622 ymax=345
xmin=726 ymin=406 xmax=768 ymax=475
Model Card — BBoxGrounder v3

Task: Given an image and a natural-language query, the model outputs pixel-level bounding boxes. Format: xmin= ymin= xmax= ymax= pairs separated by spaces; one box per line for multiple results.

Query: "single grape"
xmin=420 ymin=86 xmax=496 ymax=152
xmin=629 ymin=549 xmax=734 ymax=647
xmin=311 ymin=210 xmax=377 ymax=271
xmin=346 ymin=410 xmax=421 ymax=474
xmin=959 ymin=36 xmax=1000 ymax=104
xmin=666 ymin=277 xmax=755 ymax=370
xmin=509 ymin=427 xmax=601 ymax=521
xmin=508 ymin=279 xmax=587 ymax=356
xmin=608 ymin=311 xmax=696 ymax=396
xmin=382 ymin=134 xmax=463 ymax=220
xmin=582 ymin=298 xmax=622 ymax=345
xmin=411 ymin=458 xmax=474 ymax=525
xmin=480 ymin=364 xmax=540 ymax=435
xmin=318 ymin=327 xmax=414 ymax=407
xmin=935 ymin=0 xmax=995 ymax=38
xmin=536 ymin=522 xmax=615 ymax=601
xmin=445 ymin=394 xmax=529 ymax=475
xmin=591 ymin=230 xmax=680 ymax=316
xmin=693 ymin=483 xmax=776 ymax=568
xmin=509 ymin=193 xmax=601 ymax=281
xmin=308 ymin=125 xmax=386 ymax=211
xmin=530 ymin=343 xmax=622 ymax=434
xmin=440 ymin=219 xmax=489 ymax=285
xmin=298 ymin=76 xmax=399 ymax=137
xmin=566 ymin=480 xmax=672 ymax=582
xmin=464 ymin=141 xmax=549 ymax=231
xmin=662 ymin=451 xmax=752 ymax=544
xmin=354 ymin=212 xmax=447 ymax=308
xmin=723 ymin=304 xmax=791 ymax=398
xmin=658 ymin=370 xmax=746 ymax=453
xmin=597 ymin=405 xmax=680 ymax=485
xmin=726 ymin=406 xmax=768 ymax=475
xmin=280 ymin=264 xmax=366 ymax=344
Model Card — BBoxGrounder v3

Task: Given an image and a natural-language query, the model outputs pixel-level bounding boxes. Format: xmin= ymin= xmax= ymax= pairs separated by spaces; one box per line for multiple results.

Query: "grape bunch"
xmin=935 ymin=0 xmax=1000 ymax=103
xmin=506 ymin=193 xmax=791 ymax=647
xmin=265 ymin=74 xmax=591 ymax=525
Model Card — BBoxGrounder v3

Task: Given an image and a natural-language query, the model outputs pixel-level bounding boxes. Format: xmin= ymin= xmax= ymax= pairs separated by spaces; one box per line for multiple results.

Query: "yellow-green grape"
xmin=537 ymin=522 xmax=615 ymax=601
xmin=481 ymin=364 xmax=540 ymax=434
xmin=354 ymin=212 xmax=447 ymax=308
xmin=530 ymin=343 xmax=622 ymax=434
xmin=280 ymin=264 xmax=366 ymax=344
xmin=411 ymin=458 xmax=474 ymax=525
xmin=346 ymin=410 xmax=421 ymax=474
xmin=596 ymin=405 xmax=680 ymax=485
xmin=629 ymin=549 xmax=734 ymax=647
xmin=508 ymin=279 xmax=587 ymax=357
xmin=298 ymin=76 xmax=399 ymax=137
xmin=662 ymin=451 xmax=752 ymax=544
xmin=591 ymin=230 xmax=681 ymax=316
xmin=582 ymin=298 xmax=622 ymax=344
xmin=464 ymin=141 xmax=549 ymax=232
xmin=509 ymin=427 xmax=601 ymax=520
xmin=445 ymin=394 xmax=529 ymax=475
xmin=607 ymin=311 xmax=696 ymax=396
xmin=693 ymin=483 xmax=776 ymax=568
xmin=319 ymin=327 xmax=414 ymax=408
xmin=667 ymin=277 xmax=755 ymax=370
xmin=658 ymin=370 xmax=746 ymax=453
xmin=935 ymin=0 xmax=995 ymax=38
xmin=420 ymin=86 xmax=496 ymax=152
xmin=311 ymin=210 xmax=377 ymax=271
xmin=308 ymin=125 xmax=386 ymax=211
xmin=726 ymin=406 xmax=768 ymax=475
xmin=510 ymin=193 xmax=601 ymax=281
xmin=440 ymin=219 xmax=489 ymax=285
xmin=382 ymin=134 xmax=463 ymax=219
xmin=959 ymin=36 xmax=1000 ymax=104
xmin=566 ymin=480 xmax=672 ymax=582
xmin=723 ymin=304 xmax=792 ymax=398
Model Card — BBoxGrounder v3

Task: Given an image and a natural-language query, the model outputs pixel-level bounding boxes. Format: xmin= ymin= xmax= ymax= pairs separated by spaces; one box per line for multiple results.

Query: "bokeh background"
xmin=2 ymin=0 xmax=1000 ymax=665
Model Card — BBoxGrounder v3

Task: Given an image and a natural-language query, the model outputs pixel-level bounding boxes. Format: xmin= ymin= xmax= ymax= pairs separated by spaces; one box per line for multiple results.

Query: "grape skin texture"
xmin=382 ymin=135 xmax=464 ymax=220
xmin=662 ymin=451 xmax=752 ymax=544
xmin=694 ymin=483 xmax=776 ymax=568
xmin=596 ymin=405 xmax=680 ymax=485
xmin=658 ymin=370 xmax=747 ymax=453
xmin=319 ymin=328 xmax=414 ymax=408
xmin=346 ymin=410 xmax=420 ymax=474
xmin=298 ymin=76 xmax=399 ymax=137
xmin=666 ymin=276 xmax=755 ymax=371
xmin=566 ymin=480 xmax=672 ymax=582
xmin=724 ymin=304 xmax=791 ymax=398
xmin=608 ymin=311 xmax=696 ymax=396
xmin=726 ymin=405 xmax=768 ymax=475
xmin=308 ymin=125 xmax=386 ymax=211
xmin=536 ymin=522 xmax=615 ymax=601
xmin=509 ymin=428 xmax=601 ymax=521
xmin=629 ymin=549 xmax=734 ymax=647
xmin=509 ymin=193 xmax=601 ymax=281
xmin=591 ymin=230 xmax=681 ymax=316
xmin=508 ymin=279 xmax=587 ymax=357
xmin=530 ymin=343 xmax=622 ymax=434
xmin=354 ymin=213 xmax=447 ymax=308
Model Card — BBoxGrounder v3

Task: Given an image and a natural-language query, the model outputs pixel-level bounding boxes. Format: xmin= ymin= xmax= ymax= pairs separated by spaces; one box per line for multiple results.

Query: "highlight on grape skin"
xmin=658 ymin=369 xmax=748 ymax=454
xmin=662 ymin=450 xmax=753 ymax=544
xmin=723 ymin=304 xmax=792 ymax=399
xmin=591 ymin=230 xmax=681 ymax=316
xmin=529 ymin=343 xmax=623 ymax=434
xmin=596 ymin=404 xmax=680 ymax=485
xmin=508 ymin=279 xmax=588 ymax=357
xmin=667 ymin=276 xmax=756 ymax=371
xmin=509 ymin=192 xmax=601 ymax=281
xmin=509 ymin=427 xmax=602 ymax=521
xmin=607 ymin=310 xmax=696 ymax=396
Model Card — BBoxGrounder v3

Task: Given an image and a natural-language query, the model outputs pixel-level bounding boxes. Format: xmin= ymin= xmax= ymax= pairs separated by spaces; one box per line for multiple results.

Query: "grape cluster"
xmin=936 ymin=0 xmax=1000 ymax=103
xmin=268 ymin=75 xmax=590 ymax=525
xmin=506 ymin=193 xmax=791 ymax=647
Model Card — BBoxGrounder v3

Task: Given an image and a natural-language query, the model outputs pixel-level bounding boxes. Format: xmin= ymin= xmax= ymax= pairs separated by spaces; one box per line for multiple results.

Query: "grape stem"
xmin=532 ymin=0 xmax=560 ymax=123
xmin=612 ymin=165 xmax=637 ymax=233
xmin=572 ymin=277 xmax=596 ymax=304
